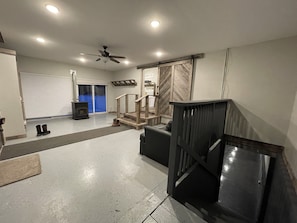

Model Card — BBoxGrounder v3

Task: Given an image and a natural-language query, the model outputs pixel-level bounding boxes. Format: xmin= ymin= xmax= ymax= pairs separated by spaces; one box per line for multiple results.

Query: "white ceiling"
xmin=1 ymin=0 xmax=297 ymax=71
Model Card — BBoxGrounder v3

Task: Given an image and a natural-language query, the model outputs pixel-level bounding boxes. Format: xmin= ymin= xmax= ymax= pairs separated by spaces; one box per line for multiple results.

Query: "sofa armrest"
xmin=141 ymin=126 xmax=171 ymax=166
xmin=140 ymin=133 xmax=145 ymax=154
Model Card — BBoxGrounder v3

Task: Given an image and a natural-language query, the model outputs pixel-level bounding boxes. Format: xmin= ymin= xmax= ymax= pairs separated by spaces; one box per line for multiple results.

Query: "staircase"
xmin=115 ymin=94 xmax=161 ymax=129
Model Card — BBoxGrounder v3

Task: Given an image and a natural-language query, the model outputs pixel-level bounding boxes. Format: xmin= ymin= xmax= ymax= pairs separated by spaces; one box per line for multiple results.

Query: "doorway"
xmin=78 ymin=85 xmax=106 ymax=113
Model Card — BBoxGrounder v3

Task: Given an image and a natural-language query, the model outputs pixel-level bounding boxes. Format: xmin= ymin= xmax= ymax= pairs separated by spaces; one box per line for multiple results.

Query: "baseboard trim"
xmin=6 ymin=134 xmax=27 ymax=141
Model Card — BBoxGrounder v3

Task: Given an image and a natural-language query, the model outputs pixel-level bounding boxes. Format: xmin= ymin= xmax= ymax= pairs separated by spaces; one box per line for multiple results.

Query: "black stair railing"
xmin=167 ymin=99 xmax=230 ymax=201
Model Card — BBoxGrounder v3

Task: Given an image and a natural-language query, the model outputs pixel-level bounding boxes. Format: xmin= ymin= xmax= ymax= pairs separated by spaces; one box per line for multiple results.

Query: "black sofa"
xmin=140 ymin=125 xmax=171 ymax=167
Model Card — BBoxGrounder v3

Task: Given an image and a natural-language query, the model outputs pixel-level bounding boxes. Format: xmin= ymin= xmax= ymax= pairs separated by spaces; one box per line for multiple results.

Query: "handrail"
xmin=115 ymin=93 xmax=137 ymax=100
xmin=115 ymin=93 xmax=127 ymax=100
xmin=135 ymin=95 xmax=148 ymax=103
xmin=134 ymin=95 xmax=159 ymax=124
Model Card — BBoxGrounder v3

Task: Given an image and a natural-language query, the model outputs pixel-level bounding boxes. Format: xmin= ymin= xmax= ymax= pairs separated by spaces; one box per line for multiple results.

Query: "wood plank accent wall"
xmin=159 ymin=66 xmax=172 ymax=116
xmin=172 ymin=61 xmax=193 ymax=102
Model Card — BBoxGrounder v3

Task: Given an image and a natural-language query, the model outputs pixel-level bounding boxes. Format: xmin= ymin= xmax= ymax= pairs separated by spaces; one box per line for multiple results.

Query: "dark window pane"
xmin=78 ymin=85 xmax=93 ymax=113
xmin=95 ymin=85 xmax=106 ymax=112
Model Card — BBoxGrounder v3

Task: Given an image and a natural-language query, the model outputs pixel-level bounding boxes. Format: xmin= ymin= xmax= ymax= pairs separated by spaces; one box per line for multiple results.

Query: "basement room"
xmin=0 ymin=1 xmax=297 ymax=222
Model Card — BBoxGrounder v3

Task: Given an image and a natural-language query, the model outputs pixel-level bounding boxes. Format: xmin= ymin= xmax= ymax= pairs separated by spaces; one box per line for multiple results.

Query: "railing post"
xmin=145 ymin=96 xmax=149 ymax=118
xmin=136 ymin=102 xmax=141 ymax=124
xmin=135 ymin=94 xmax=139 ymax=112
xmin=167 ymin=105 xmax=184 ymax=196
xmin=125 ymin=94 xmax=128 ymax=113
xmin=117 ymin=98 xmax=120 ymax=118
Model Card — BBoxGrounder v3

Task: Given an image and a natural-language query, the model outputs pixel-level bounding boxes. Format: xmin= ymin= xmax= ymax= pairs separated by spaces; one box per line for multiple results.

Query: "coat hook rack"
xmin=111 ymin=79 xmax=137 ymax=86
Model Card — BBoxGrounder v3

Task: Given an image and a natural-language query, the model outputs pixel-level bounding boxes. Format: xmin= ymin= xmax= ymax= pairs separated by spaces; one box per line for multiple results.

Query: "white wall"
xmin=111 ymin=67 xmax=142 ymax=112
xmin=0 ymin=52 xmax=26 ymax=138
xmin=17 ymin=56 xmax=115 ymax=114
xmin=192 ymin=50 xmax=226 ymax=100
xmin=223 ymin=37 xmax=297 ymax=146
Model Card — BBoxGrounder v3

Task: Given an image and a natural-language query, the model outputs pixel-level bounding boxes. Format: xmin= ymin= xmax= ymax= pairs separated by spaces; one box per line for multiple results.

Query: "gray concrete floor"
xmin=0 ymin=114 xmax=205 ymax=223
xmin=6 ymin=113 xmax=117 ymax=146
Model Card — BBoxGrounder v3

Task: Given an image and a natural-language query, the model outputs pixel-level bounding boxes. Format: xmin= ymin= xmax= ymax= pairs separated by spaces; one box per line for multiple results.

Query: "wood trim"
xmin=159 ymin=59 xmax=192 ymax=68
xmin=188 ymin=59 xmax=194 ymax=100
xmin=137 ymin=53 xmax=204 ymax=69
xmin=6 ymin=134 xmax=27 ymax=141
xmin=0 ymin=48 xmax=16 ymax=56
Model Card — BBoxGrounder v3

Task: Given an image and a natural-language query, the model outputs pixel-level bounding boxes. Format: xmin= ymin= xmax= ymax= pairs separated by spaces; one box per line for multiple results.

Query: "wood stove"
xmin=72 ymin=102 xmax=89 ymax=120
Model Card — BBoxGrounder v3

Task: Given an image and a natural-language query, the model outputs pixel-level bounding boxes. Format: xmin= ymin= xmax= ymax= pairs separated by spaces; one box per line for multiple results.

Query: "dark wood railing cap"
xmin=169 ymin=99 xmax=231 ymax=107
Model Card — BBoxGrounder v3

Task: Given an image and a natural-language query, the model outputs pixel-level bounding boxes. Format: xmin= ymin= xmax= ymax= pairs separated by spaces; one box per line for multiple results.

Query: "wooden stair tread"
xmin=117 ymin=117 xmax=147 ymax=130
xmin=124 ymin=112 xmax=159 ymax=120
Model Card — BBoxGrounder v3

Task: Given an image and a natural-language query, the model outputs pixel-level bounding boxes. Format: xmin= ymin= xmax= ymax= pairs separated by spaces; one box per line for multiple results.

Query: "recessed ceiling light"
xmin=151 ymin=20 xmax=160 ymax=28
xmin=156 ymin=51 xmax=162 ymax=57
xmin=36 ymin=37 xmax=45 ymax=43
xmin=80 ymin=53 xmax=85 ymax=56
xmin=79 ymin=58 xmax=86 ymax=63
xmin=46 ymin=4 xmax=59 ymax=14
xmin=124 ymin=60 xmax=130 ymax=65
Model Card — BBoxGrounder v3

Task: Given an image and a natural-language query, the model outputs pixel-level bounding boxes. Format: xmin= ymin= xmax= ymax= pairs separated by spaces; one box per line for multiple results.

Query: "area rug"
xmin=0 ymin=125 xmax=131 ymax=160
xmin=0 ymin=154 xmax=41 ymax=187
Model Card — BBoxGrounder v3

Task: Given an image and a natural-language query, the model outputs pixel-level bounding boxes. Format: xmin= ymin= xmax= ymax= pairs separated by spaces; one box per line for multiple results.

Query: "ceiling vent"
xmin=0 ymin=32 xmax=4 ymax=43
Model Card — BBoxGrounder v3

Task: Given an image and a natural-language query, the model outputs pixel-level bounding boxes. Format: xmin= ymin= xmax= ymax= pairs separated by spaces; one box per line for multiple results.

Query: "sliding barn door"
xmin=158 ymin=60 xmax=193 ymax=117
xmin=159 ymin=66 xmax=173 ymax=116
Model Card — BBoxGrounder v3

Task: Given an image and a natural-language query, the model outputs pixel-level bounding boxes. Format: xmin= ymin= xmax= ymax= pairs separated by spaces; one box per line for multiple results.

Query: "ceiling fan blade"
xmin=110 ymin=58 xmax=120 ymax=63
xmin=96 ymin=58 xmax=101 ymax=61
xmin=85 ymin=53 xmax=100 ymax=56
xmin=110 ymin=55 xmax=126 ymax=59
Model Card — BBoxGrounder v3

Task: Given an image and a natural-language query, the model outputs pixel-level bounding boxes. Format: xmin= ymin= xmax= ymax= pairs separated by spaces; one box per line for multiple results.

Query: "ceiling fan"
xmin=84 ymin=46 xmax=126 ymax=63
